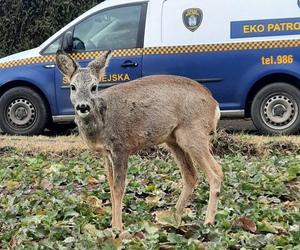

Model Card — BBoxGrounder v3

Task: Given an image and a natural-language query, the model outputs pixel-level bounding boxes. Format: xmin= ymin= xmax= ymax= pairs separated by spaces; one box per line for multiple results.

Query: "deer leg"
xmin=197 ymin=153 xmax=223 ymax=224
xmin=109 ymin=152 xmax=129 ymax=230
xmin=175 ymin=129 xmax=223 ymax=225
xmin=104 ymin=156 xmax=115 ymax=226
xmin=167 ymin=142 xmax=198 ymax=219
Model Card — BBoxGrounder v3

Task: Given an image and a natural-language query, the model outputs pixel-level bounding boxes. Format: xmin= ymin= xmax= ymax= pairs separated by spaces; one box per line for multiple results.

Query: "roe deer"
xmin=56 ymin=50 xmax=223 ymax=230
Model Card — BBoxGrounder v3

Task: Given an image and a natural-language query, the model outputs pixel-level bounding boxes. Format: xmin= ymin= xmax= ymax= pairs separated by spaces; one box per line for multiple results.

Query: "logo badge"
xmin=182 ymin=8 xmax=203 ymax=32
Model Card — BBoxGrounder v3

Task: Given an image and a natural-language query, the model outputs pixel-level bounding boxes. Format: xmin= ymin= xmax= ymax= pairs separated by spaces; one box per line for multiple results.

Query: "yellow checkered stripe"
xmin=113 ymin=48 xmax=143 ymax=57
xmin=145 ymin=39 xmax=300 ymax=55
xmin=0 ymin=39 xmax=300 ymax=69
xmin=0 ymin=55 xmax=55 ymax=69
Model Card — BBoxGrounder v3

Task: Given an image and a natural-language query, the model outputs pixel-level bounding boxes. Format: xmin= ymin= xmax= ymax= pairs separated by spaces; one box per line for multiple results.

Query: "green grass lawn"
xmin=0 ymin=144 xmax=299 ymax=249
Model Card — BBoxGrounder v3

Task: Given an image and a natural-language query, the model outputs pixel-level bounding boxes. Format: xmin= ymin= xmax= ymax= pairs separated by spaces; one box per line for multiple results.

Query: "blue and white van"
xmin=1 ymin=0 xmax=300 ymax=135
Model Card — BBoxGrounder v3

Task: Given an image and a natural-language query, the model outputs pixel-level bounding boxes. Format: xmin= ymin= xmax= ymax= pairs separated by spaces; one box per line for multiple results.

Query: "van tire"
xmin=251 ymin=82 xmax=300 ymax=135
xmin=0 ymin=87 xmax=48 ymax=135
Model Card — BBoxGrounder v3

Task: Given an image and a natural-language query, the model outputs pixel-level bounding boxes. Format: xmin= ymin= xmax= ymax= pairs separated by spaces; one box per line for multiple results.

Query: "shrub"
xmin=0 ymin=0 xmax=104 ymax=58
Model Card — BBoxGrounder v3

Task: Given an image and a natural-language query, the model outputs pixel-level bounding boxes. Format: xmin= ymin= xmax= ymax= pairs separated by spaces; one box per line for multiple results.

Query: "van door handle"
xmin=121 ymin=60 xmax=138 ymax=68
xmin=44 ymin=64 xmax=56 ymax=69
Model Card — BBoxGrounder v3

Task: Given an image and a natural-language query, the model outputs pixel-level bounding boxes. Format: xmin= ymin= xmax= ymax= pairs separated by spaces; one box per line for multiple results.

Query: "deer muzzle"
xmin=76 ymin=103 xmax=91 ymax=117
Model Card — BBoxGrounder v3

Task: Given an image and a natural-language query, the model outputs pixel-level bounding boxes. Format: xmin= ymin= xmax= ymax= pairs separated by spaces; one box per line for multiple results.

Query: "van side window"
xmin=43 ymin=37 xmax=62 ymax=54
xmin=73 ymin=5 xmax=143 ymax=51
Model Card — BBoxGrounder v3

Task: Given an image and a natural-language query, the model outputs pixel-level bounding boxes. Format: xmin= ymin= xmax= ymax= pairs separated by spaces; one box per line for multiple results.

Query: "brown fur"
xmin=56 ymin=50 xmax=223 ymax=230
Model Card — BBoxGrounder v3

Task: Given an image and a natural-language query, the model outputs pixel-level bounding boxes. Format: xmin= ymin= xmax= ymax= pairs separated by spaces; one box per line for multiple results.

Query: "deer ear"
xmin=88 ymin=50 xmax=112 ymax=80
xmin=56 ymin=50 xmax=79 ymax=83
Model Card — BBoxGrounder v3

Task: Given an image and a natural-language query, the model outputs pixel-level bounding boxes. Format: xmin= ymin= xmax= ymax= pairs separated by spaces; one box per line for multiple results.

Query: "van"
xmin=1 ymin=0 xmax=300 ymax=135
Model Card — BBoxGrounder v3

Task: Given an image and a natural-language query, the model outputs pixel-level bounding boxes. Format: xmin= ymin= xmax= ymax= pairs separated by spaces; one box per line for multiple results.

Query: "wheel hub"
xmin=262 ymin=94 xmax=298 ymax=130
xmin=272 ymin=104 xmax=287 ymax=117
xmin=15 ymin=107 xmax=28 ymax=120
xmin=7 ymin=99 xmax=36 ymax=127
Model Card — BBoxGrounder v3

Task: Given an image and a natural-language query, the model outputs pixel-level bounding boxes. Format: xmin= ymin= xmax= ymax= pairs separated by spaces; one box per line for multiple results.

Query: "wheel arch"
xmin=244 ymin=73 xmax=300 ymax=117
xmin=0 ymin=80 xmax=53 ymax=122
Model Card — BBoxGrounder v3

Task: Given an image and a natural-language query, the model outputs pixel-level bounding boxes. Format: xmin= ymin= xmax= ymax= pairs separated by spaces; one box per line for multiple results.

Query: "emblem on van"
xmin=182 ymin=8 xmax=203 ymax=32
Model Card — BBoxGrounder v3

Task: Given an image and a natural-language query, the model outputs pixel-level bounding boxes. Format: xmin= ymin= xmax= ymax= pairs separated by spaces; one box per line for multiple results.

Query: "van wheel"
xmin=0 ymin=87 xmax=48 ymax=135
xmin=251 ymin=83 xmax=300 ymax=135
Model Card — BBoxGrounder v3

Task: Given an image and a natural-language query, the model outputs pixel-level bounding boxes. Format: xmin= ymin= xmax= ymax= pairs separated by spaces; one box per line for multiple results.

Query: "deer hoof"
xmin=175 ymin=213 xmax=183 ymax=225
xmin=119 ymin=231 xmax=132 ymax=240
xmin=204 ymin=219 xmax=215 ymax=225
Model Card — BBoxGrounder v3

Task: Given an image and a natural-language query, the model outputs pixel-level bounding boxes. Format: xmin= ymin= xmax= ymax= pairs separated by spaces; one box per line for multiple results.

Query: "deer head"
xmin=56 ymin=50 xmax=112 ymax=118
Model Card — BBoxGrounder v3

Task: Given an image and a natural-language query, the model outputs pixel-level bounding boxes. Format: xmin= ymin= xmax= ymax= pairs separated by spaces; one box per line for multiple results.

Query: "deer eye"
xmin=91 ymin=85 xmax=97 ymax=92
xmin=70 ymin=85 xmax=76 ymax=91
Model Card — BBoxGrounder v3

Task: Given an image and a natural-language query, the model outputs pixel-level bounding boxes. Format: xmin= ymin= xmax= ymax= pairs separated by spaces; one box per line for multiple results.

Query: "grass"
xmin=0 ymin=133 xmax=300 ymax=249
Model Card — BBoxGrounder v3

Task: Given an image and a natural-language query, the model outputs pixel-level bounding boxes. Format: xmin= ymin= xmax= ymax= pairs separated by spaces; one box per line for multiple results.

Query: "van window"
xmin=73 ymin=5 xmax=143 ymax=51
xmin=43 ymin=37 xmax=62 ymax=54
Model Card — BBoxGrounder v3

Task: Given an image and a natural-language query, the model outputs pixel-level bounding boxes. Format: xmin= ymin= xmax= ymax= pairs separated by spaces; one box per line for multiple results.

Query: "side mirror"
xmin=62 ymin=31 xmax=73 ymax=53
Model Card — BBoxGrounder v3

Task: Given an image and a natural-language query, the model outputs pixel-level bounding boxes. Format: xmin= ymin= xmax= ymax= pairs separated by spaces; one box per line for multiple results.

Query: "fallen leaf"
xmin=86 ymin=195 xmax=103 ymax=207
xmin=235 ymin=217 xmax=257 ymax=233
xmin=144 ymin=222 xmax=159 ymax=234
xmin=145 ymin=195 xmax=161 ymax=204
xmin=86 ymin=176 xmax=100 ymax=185
xmin=167 ymin=233 xmax=185 ymax=244
xmin=64 ymin=237 xmax=75 ymax=243
xmin=119 ymin=231 xmax=132 ymax=240
xmin=283 ymin=201 xmax=298 ymax=210
xmin=35 ymin=209 xmax=47 ymax=216
xmin=288 ymin=165 xmax=300 ymax=180
xmin=82 ymin=223 xmax=101 ymax=238
xmin=102 ymin=228 xmax=114 ymax=238
xmin=40 ymin=179 xmax=53 ymax=190
xmin=154 ymin=210 xmax=180 ymax=228
xmin=85 ymin=195 xmax=106 ymax=215
xmin=112 ymin=238 xmax=122 ymax=249
xmin=183 ymin=208 xmax=195 ymax=219
xmin=32 ymin=177 xmax=40 ymax=188
xmin=257 ymin=221 xmax=277 ymax=233
xmin=145 ymin=184 xmax=157 ymax=192
xmin=134 ymin=232 xmax=145 ymax=240
xmin=5 ymin=180 xmax=20 ymax=190
xmin=190 ymin=239 xmax=209 ymax=250
xmin=98 ymin=175 xmax=106 ymax=183
xmin=9 ymin=235 xmax=19 ymax=249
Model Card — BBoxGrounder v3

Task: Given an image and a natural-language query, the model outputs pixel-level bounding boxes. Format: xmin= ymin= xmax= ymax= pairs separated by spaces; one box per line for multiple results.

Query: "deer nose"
xmin=76 ymin=104 xmax=91 ymax=113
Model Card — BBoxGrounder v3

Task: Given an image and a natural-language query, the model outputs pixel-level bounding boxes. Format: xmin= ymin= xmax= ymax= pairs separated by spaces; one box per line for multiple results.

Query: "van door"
xmin=143 ymin=0 xmax=237 ymax=111
xmin=54 ymin=3 xmax=147 ymax=115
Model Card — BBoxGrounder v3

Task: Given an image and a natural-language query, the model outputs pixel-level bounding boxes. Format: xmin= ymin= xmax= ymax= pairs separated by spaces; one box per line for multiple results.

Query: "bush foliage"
xmin=0 ymin=0 xmax=104 ymax=58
